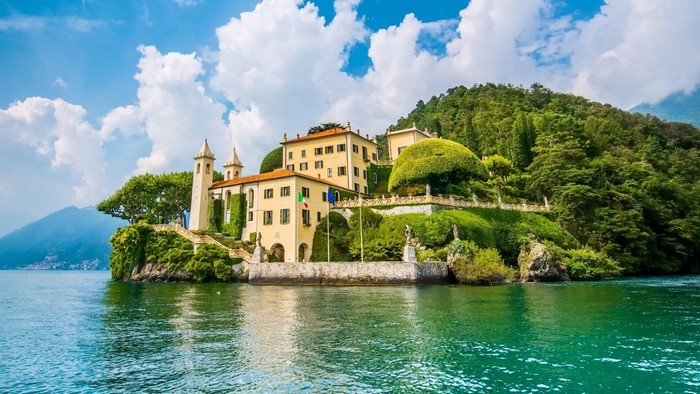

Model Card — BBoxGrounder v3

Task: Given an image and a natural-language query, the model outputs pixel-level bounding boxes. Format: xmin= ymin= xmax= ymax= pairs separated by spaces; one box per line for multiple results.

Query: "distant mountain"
xmin=632 ymin=88 xmax=700 ymax=127
xmin=0 ymin=206 xmax=127 ymax=270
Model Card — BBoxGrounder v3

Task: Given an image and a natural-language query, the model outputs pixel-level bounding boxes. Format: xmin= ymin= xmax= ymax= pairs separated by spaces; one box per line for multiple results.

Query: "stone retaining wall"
xmin=246 ymin=261 xmax=449 ymax=285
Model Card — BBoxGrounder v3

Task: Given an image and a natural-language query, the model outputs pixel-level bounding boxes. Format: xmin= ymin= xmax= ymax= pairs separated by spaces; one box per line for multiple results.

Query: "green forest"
xmin=387 ymin=83 xmax=700 ymax=275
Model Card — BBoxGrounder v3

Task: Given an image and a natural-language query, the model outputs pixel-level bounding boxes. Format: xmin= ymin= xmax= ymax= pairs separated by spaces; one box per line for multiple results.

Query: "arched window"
xmin=226 ymin=170 xmax=231 ymax=180
xmin=334 ymin=191 xmax=340 ymax=202
xmin=234 ymin=171 xmax=239 ymax=179
xmin=248 ymin=189 xmax=254 ymax=208
xmin=205 ymin=163 xmax=211 ymax=174
xmin=196 ymin=163 xmax=201 ymax=174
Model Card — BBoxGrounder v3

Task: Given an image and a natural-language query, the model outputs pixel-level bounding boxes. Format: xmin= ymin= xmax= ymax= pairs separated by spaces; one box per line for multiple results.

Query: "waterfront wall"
xmin=246 ymin=261 xmax=449 ymax=285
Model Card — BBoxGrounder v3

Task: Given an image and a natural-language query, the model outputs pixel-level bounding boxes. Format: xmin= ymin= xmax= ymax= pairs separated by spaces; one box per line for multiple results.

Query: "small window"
xmin=263 ymin=210 xmax=273 ymax=225
xmin=286 ymin=164 xmax=294 ymax=171
xmin=248 ymin=189 xmax=254 ymax=208
xmin=234 ymin=171 xmax=239 ymax=179
xmin=317 ymin=211 xmax=322 ymax=222
xmin=353 ymin=167 xmax=359 ymax=177
xmin=205 ymin=163 xmax=211 ymax=174
xmin=226 ymin=170 xmax=231 ymax=180
xmin=315 ymin=160 xmax=324 ymax=169
xmin=364 ymin=185 xmax=368 ymax=194
xmin=314 ymin=147 xmax=323 ymax=156
xmin=372 ymin=152 xmax=377 ymax=161
xmin=264 ymin=188 xmax=273 ymax=199
xmin=302 ymin=209 xmax=311 ymax=226
xmin=362 ymin=146 xmax=368 ymax=160
xmin=338 ymin=166 xmax=346 ymax=176
xmin=280 ymin=209 xmax=290 ymax=224
xmin=301 ymin=149 xmax=306 ymax=158
xmin=248 ymin=211 xmax=253 ymax=221
xmin=300 ymin=162 xmax=308 ymax=171
xmin=196 ymin=163 xmax=201 ymax=174
xmin=322 ymin=191 xmax=327 ymax=202
xmin=354 ymin=183 xmax=360 ymax=192
xmin=363 ymin=169 xmax=367 ymax=179
xmin=288 ymin=151 xmax=293 ymax=160
xmin=352 ymin=144 xmax=359 ymax=153
xmin=326 ymin=168 xmax=332 ymax=177
xmin=398 ymin=146 xmax=406 ymax=155
xmin=337 ymin=143 xmax=346 ymax=152
xmin=281 ymin=186 xmax=290 ymax=197
xmin=325 ymin=145 xmax=334 ymax=154
xmin=302 ymin=187 xmax=310 ymax=198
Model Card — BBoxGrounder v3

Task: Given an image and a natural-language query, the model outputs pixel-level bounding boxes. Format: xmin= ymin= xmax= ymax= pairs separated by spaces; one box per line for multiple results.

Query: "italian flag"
xmin=298 ymin=191 xmax=308 ymax=208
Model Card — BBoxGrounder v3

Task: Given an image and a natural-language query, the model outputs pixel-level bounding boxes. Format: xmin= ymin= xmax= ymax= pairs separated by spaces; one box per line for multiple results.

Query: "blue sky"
xmin=0 ymin=0 xmax=698 ymax=236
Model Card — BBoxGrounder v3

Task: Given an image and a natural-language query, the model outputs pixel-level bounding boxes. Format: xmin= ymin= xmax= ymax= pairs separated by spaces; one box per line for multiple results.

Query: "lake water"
xmin=0 ymin=271 xmax=699 ymax=393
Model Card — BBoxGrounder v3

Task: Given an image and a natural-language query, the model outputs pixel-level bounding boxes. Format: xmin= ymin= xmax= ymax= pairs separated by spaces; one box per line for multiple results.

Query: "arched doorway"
xmin=270 ymin=243 xmax=285 ymax=262
xmin=298 ymin=243 xmax=308 ymax=262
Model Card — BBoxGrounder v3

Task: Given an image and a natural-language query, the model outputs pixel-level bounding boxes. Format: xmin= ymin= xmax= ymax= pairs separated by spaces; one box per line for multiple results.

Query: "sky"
xmin=1 ymin=0 xmax=699 ymax=236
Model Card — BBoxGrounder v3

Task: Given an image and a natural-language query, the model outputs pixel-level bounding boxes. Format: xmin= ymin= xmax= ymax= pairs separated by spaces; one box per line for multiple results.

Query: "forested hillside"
xmin=391 ymin=83 xmax=700 ymax=275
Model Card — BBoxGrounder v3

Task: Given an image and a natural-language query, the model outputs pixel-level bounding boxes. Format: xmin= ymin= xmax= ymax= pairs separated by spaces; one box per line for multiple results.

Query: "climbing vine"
xmin=208 ymin=199 xmax=223 ymax=233
xmin=223 ymin=193 xmax=246 ymax=239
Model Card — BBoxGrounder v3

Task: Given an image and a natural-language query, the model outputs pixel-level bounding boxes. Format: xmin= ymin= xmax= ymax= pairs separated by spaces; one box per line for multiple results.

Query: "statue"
xmin=451 ymin=224 xmax=459 ymax=240
xmin=403 ymin=224 xmax=417 ymax=262
xmin=425 ymin=184 xmax=431 ymax=196
xmin=256 ymin=232 xmax=262 ymax=247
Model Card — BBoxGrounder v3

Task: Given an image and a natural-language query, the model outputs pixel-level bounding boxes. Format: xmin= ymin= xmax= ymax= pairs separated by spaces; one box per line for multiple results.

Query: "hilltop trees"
xmin=388 ymin=139 xmax=489 ymax=193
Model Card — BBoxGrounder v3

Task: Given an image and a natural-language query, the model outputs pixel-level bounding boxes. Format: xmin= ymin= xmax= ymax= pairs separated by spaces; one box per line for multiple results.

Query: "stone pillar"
xmin=403 ymin=245 xmax=417 ymax=263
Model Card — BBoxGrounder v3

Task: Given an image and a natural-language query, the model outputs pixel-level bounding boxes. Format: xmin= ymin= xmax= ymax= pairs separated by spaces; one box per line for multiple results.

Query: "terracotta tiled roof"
xmin=282 ymin=128 xmax=375 ymax=144
xmin=210 ymin=168 xmax=353 ymax=191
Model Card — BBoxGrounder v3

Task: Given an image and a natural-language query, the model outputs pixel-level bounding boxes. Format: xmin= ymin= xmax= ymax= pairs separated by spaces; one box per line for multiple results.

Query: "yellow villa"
xmin=386 ymin=123 xmax=435 ymax=162
xmin=189 ymin=124 xmax=377 ymax=263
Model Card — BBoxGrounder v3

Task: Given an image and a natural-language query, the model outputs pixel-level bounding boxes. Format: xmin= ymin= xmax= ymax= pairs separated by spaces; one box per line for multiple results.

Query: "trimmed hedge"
xmin=260 ymin=147 xmax=283 ymax=173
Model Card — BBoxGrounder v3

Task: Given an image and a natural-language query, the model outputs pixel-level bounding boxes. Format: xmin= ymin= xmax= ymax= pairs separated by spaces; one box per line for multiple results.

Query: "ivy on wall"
xmin=223 ymin=193 xmax=246 ymax=240
xmin=208 ymin=199 xmax=223 ymax=233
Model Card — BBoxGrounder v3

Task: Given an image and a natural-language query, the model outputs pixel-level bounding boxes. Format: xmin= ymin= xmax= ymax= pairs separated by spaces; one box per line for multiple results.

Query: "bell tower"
xmin=189 ymin=139 xmax=215 ymax=231
xmin=223 ymin=147 xmax=244 ymax=180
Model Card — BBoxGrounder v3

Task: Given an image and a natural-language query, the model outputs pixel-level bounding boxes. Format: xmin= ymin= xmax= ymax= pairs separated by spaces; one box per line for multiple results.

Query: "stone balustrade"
xmin=334 ymin=194 xmax=549 ymax=212
xmin=151 ymin=224 xmax=253 ymax=263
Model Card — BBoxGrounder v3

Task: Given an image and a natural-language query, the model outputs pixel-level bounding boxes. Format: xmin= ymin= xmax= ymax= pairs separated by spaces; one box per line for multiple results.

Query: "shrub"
xmin=311 ymin=212 xmax=351 ymax=262
xmin=562 ymin=247 xmax=623 ymax=280
xmin=109 ymin=224 xmax=153 ymax=280
xmin=259 ymin=147 xmax=283 ymax=173
xmin=186 ymin=244 xmax=231 ymax=282
xmin=450 ymin=240 xmax=515 ymax=284
xmin=417 ymin=249 xmax=440 ymax=262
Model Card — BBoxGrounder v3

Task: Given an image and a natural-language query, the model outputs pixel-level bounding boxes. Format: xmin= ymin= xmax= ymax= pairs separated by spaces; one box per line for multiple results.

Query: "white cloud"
xmin=174 ymin=0 xmax=202 ymax=7
xmin=0 ymin=15 xmax=115 ymax=33
xmin=52 ymin=77 xmax=68 ymax=89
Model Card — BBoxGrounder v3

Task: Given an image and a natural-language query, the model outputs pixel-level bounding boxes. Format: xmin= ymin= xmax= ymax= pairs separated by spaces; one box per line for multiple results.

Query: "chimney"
xmin=282 ymin=133 xmax=287 ymax=143
xmin=296 ymin=133 xmax=300 ymax=139
xmin=356 ymin=129 xmax=360 ymax=135
xmin=317 ymin=174 xmax=321 ymax=180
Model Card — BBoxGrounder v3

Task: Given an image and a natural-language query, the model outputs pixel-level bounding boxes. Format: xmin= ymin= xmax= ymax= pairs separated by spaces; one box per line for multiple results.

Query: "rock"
xmin=129 ymin=262 xmax=195 ymax=282
xmin=518 ymin=237 xmax=570 ymax=282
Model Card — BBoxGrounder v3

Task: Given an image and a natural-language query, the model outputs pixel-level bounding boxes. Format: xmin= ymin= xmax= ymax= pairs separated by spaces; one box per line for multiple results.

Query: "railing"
xmin=334 ymin=194 xmax=549 ymax=212
xmin=151 ymin=224 xmax=252 ymax=263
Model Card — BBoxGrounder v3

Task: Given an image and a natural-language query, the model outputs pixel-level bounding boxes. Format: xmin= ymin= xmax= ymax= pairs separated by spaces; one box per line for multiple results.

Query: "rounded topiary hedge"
xmin=259 ymin=147 xmax=283 ymax=173
xmin=388 ymin=139 xmax=488 ymax=192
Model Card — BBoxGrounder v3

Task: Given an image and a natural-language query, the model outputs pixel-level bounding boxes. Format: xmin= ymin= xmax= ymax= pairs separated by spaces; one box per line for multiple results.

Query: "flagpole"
xmin=359 ymin=193 xmax=364 ymax=263
xmin=326 ymin=196 xmax=330 ymax=263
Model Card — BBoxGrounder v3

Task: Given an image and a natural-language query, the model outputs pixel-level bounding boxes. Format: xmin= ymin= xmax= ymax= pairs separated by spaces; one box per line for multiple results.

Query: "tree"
xmin=259 ymin=147 xmax=283 ymax=173
xmin=308 ymin=122 xmax=343 ymax=134
xmin=388 ymin=139 xmax=489 ymax=193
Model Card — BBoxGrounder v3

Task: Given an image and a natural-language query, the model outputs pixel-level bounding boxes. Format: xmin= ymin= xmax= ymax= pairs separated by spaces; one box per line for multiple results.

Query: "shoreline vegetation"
xmin=102 ymin=83 xmax=700 ymax=284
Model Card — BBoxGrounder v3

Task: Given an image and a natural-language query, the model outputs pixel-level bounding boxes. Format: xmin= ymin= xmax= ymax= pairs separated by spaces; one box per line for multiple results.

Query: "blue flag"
xmin=327 ymin=187 xmax=336 ymax=206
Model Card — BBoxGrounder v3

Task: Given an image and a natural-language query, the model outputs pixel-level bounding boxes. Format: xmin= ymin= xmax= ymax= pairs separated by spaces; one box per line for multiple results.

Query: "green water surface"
xmin=0 ymin=271 xmax=698 ymax=392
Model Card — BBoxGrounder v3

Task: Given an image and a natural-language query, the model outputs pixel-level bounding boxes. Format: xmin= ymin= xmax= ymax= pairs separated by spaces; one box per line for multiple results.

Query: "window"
xmin=263 ymin=210 xmax=273 ymax=225
xmin=353 ymin=166 xmax=359 ymax=177
xmin=354 ymin=183 xmax=360 ymax=192
xmin=337 ymin=143 xmax=346 ymax=152
xmin=280 ymin=209 xmax=290 ymax=224
xmin=314 ymin=147 xmax=323 ymax=155
xmin=234 ymin=171 xmax=239 ymax=179
xmin=326 ymin=168 xmax=332 ymax=177
xmin=281 ymin=186 xmax=290 ymax=197
xmin=264 ymin=188 xmax=273 ymax=199
xmin=325 ymin=145 xmax=334 ymax=154
xmin=300 ymin=162 xmax=308 ymax=171
xmin=288 ymin=151 xmax=293 ymax=160
xmin=322 ymin=191 xmax=327 ymax=202
xmin=248 ymin=190 xmax=254 ymax=208
xmin=362 ymin=146 xmax=368 ymax=160
xmin=372 ymin=152 xmax=377 ymax=161
xmin=315 ymin=160 xmax=324 ymax=169
xmin=317 ymin=211 xmax=322 ymax=222
xmin=226 ymin=170 xmax=231 ymax=180
xmin=338 ymin=166 xmax=346 ymax=176
xmin=248 ymin=211 xmax=253 ymax=221
xmin=352 ymin=144 xmax=359 ymax=153
xmin=398 ymin=146 xmax=407 ymax=155
xmin=301 ymin=149 xmax=306 ymax=158
xmin=363 ymin=169 xmax=367 ymax=179
xmin=302 ymin=187 xmax=310 ymax=198
xmin=286 ymin=164 xmax=294 ymax=171
xmin=364 ymin=185 xmax=368 ymax=194
xmin=196 ymin=163 xmax=201 ymax=174
xmin=302 ymin=209 xmax=311 ymax=226
xmin=205 ymin=163 xmax=211 ymax=174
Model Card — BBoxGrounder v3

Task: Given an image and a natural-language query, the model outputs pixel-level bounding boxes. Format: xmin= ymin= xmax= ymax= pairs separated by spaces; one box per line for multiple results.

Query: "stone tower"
xmin=189 ymin=139 xmax=215 ymax=231
xmin=223 ymin=147 xmax=243 ymax=180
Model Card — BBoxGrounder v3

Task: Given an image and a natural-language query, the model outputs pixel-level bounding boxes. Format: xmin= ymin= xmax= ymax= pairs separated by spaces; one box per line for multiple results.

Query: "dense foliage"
xmin=259 ymin=147 xmax=283 ymax=173
xmin=109 ymin=224 xmax=236 ymax=282
xmin=223 ymin=193 xmax=246 ymax=239
xmin=308 ymin=122 xmax=343 ymax=134
xmin=388 ymin=139 xmax=488 ymax=193
xmin=393 ymin=83 xmax=700 ymax=274
xmin=447 ymin=240 xmax=515 ymax=284
xmin=97 ymin=171 xmax=223 ymax=226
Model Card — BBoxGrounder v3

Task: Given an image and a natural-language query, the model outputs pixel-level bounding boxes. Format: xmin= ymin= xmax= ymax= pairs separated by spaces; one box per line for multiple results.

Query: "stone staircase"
xmin=151 ymin=224 xmax=253 ymax=263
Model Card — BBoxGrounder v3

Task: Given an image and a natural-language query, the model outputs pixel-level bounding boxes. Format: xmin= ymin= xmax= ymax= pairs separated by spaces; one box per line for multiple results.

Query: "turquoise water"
xmin=0 ymin=271 xmax=699 ymax=393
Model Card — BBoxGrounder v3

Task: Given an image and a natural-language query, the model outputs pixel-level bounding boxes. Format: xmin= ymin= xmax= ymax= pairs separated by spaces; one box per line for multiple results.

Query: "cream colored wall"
xmin=189 ymin=156 xmax=214 ymax=231
xmin=213 ymin=175 xmax=333 ymax=262
xmin=283 ymin=132 xmax=377 ymax=195
xmin=387 ymin=131 xmax=429 ymax=162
